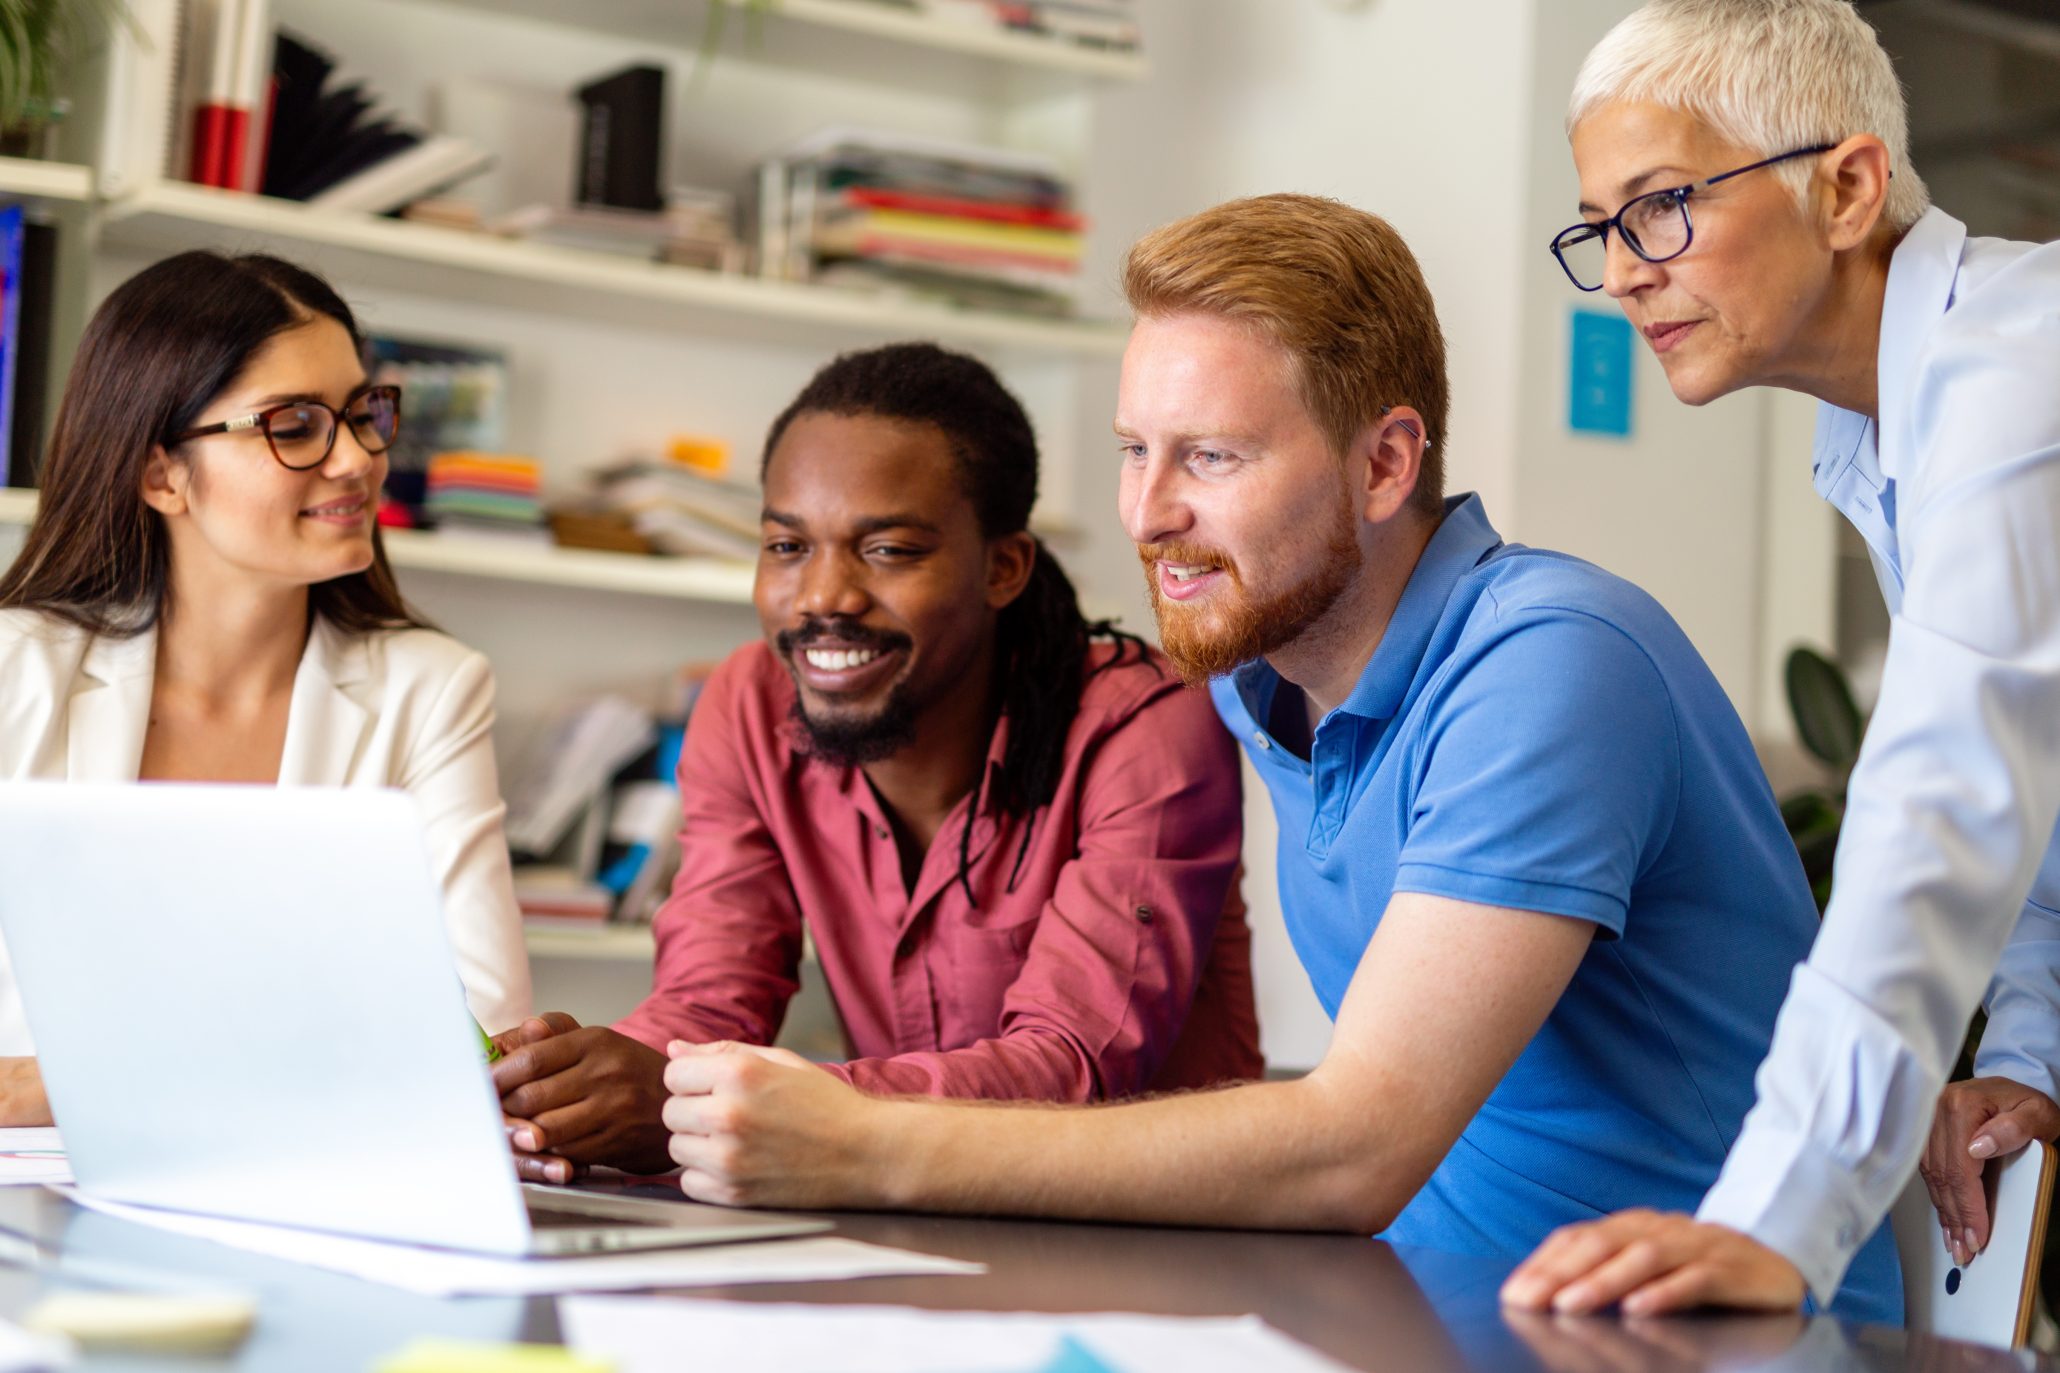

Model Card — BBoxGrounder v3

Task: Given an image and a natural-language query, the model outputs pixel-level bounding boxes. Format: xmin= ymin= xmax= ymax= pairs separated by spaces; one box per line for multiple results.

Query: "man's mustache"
xmin=1135 ymin=542 xmax=1238 ymax=580
xmin=775 ymin=620 xmax=913 ymax=656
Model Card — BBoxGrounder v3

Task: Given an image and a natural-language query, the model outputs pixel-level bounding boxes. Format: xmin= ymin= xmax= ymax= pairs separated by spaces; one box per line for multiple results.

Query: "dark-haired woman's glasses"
xmin=171 ymin=384 xmax=403 ymax=471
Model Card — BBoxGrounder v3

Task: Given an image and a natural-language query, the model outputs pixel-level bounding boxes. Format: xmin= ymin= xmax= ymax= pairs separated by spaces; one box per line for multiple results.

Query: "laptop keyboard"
xmin=526 ymin=1204 xmax=667 ymax=1231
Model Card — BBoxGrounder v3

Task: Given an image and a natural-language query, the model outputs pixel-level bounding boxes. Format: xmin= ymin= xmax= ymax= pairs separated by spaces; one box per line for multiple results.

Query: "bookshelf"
xmin=97 ymin=182 xmax=1131 ymax=359
xmin=422 ymin=0 xmax=1149 ymax=81
xmin=0 ymin=158 xmax=95 ymax=204
xmin=0 ymin=489 xmax=759 ymax=604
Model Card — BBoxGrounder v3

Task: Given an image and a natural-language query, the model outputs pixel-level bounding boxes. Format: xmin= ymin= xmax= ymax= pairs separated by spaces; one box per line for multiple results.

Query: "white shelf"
xmin=97 ymin=182 xmax=1129 ymax=359
xmin=426 ymin=0 xmax=1147 ymax=81
xmin=525 ymin=923 xmax=656 ymax=962
xmin=0 ymin=157 xmax=94 ymax=203
xmin=0 ymin=490 xmax=758 ymax=604
xmin=719 ymin=0 xmax=1146 ymax=79
xmin=381 ymin=528 xmax=756 ymax=603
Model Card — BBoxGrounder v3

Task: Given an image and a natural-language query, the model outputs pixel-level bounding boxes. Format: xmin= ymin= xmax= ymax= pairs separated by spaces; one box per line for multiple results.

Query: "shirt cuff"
xmin=1697 ymin=1121 xmax=1873 ymax=1307
xmin=1695 ymin=960 xmax=1935 ymax=1307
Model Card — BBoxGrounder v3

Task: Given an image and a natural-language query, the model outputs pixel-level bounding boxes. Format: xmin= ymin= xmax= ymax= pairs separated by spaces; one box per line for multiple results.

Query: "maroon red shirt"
xmin=615 ymin=640 xmax=1262 ymax=1099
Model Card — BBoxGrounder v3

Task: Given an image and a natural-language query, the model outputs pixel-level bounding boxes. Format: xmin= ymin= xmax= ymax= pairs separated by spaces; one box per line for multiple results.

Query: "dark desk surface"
xmin=0 ymin=1187 xmax=2047 ymax=1373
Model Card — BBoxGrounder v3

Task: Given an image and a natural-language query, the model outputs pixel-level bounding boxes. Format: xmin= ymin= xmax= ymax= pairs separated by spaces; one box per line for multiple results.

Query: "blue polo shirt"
xmin=1213 ymin=494 xmax=1901 ymax=1325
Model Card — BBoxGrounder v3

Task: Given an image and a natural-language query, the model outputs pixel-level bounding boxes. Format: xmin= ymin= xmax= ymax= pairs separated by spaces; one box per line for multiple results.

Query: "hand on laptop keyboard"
xmin=490 ymin=1013 xmax=676 ymax=1181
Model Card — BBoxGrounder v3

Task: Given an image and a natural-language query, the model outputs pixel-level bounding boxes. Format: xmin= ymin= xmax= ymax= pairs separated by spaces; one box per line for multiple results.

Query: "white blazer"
xmin=0 ymin=608 xmax=534 ymax=1053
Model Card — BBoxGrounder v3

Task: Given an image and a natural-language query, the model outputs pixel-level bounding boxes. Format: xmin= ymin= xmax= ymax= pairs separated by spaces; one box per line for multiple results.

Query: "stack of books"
xmin=566 ymin=460 xmax=762 ymax=562
xmin=425 ymin=452 xmax=545 ymax=536
xmin=921 ymin=0 xmax=1141 ymax=53
xmin=760 ymin=128 xmax=1083 ymax=317
xmin=489 ymin=191 xmax=744 ymax=274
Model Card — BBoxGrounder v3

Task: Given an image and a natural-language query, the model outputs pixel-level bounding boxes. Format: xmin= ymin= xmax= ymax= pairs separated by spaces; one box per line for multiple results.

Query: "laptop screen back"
xmin=0 ymin=783 xmax=531 ymax=1253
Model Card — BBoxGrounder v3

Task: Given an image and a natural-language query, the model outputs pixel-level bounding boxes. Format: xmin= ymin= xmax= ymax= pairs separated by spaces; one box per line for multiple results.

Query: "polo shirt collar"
xmin=1337 ymin=493 xmax=1502 ymax=723
xmin=1225 ymin=492 xmax=1503 ymax=731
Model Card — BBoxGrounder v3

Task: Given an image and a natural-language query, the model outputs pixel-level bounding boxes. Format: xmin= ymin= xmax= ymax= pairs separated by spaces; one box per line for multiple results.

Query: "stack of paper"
xmin=0 ymin=1129 xmax=69 ymax=1187
xmin=61 ymin=1195 xmax=982 ymax=1298
xmin=559 ymin=1300 xmax=1355 ymax=1373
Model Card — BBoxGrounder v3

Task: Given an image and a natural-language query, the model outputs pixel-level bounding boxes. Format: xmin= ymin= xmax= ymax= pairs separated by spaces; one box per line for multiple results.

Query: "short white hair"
xmin=1568 ymin=0 xmax=1930 ymax=231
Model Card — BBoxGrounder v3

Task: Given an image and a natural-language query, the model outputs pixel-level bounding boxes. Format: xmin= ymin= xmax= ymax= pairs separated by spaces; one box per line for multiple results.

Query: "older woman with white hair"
xmin=1502 ymin=0 xmax=2060 ymax=1318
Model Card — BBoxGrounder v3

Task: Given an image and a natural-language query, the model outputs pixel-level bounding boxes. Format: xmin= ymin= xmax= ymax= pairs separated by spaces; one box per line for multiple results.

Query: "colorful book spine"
xmin=837 ymin=186 xmax=1084 ymax=232
xmin=0 ymin=206 xmax=23 ymax=488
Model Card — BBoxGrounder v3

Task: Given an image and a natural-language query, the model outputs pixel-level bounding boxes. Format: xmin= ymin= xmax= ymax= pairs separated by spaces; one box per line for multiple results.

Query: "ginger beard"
xmin=1139 ymin=480 xmax=1363 ymax=685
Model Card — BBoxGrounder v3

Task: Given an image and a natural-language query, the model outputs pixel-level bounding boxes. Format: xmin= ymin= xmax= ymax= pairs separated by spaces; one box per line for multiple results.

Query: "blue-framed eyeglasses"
xmin=1549 ymin=144 xmax=1836 ymax=292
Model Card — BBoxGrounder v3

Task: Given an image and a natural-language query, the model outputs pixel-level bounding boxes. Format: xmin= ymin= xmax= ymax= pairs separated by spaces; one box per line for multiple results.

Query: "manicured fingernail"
xmin=1965 ymin=1228 xmax=1981 ymax=1257
xmin=1970 ymin=1135 xmax=1998 ymax=1159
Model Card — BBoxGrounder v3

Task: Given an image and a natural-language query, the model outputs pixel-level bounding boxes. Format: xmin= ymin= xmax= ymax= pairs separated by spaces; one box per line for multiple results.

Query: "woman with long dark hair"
xmin=0 ymin=250 xmax=531 ymax=1124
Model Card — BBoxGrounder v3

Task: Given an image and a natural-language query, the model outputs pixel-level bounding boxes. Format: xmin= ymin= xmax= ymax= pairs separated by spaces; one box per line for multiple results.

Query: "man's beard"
xmin=1139 ymin=497 xmax=1362 ymax=686
xmin=787 ymin=690 xmax=919 ymax=767
xmin=775 ymin=620 xmax=919 ymax=767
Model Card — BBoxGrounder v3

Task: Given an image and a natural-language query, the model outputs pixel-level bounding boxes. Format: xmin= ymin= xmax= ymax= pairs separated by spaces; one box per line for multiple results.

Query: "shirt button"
xmin=1252 ymin=731 xmax=1271 ymax=750
xmin=1836 ymin=1224 xmax=1858 ymax=1249
xmin=1134 ymin=905 xmax=1154 ymax=925
xmin=874 ymin=824 xmax=889 ymax=841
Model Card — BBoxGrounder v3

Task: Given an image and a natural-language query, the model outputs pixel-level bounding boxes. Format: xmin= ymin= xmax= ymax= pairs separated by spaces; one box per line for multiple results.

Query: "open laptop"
xmin=0 ymin=782 xmax=829 ymax=1257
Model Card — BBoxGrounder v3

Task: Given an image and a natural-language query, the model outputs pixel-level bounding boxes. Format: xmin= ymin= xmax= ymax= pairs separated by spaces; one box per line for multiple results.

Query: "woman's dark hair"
xmin=764 ymin=341 xmax=1148 ymax=903
xmin=0 ymin=250 xmax=425 ymax=637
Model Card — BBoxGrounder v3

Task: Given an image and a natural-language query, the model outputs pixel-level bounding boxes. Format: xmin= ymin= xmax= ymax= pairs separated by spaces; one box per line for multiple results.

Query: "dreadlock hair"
xmin=762 ymin=342 xmax=1149 ymax=903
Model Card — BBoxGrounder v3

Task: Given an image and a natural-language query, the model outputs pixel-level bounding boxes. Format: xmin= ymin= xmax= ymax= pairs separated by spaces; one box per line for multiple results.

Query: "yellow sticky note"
xmin=23 ymin=1291 xmax=257 ymax=1352
xmin=374 ymin=1337 xmax=615 ymax=1373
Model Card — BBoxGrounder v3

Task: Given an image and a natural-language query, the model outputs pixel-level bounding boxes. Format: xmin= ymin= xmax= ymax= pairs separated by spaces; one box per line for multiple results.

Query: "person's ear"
xmin=139 ymin=444 xmax=191 ymax=518
xmin=985 ymin=530 xmax=1038 ymax=611
xmin=1356 ymin=407 xmax=1428 ymax=526
xmin=1822 ymin=135 xmax=1892 ymax=251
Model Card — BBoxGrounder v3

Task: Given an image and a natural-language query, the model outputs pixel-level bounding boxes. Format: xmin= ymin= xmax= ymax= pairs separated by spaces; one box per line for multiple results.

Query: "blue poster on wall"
xmin=1568 ymin=308 xmax=1633 ymax=438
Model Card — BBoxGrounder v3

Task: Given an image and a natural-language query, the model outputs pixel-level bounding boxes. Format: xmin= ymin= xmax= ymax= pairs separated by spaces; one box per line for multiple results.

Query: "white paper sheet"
xmin=560 ymin=1299 xmax=1357 ymax=1373
xmin=58 ymin=1194 xmax=982 ymax=1297
xmin=0 ymin=1131 xmax=69 ymax=1187
xmin=0 ymin=1316 xmax=70 ymax=1372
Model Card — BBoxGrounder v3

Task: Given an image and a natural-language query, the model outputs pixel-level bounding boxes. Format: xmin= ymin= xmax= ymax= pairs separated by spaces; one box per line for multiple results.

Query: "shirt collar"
xmin=1875 ymin=208 xmax=1965 ymax=480
xmin=1813 ymin=207 xmax=1966 ymax=498
xmin=1227 ymin=492 xmax=1503 ymax=730
xmin=1338 ymin=493 xmax=1501 ymax=722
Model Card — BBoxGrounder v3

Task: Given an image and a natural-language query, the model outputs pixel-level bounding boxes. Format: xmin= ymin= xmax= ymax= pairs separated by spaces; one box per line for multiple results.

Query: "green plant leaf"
xmin=0 ymin=0 xmax=128 ymax=129
xmin=1786 ymin=645 xmax=1864 ymax=773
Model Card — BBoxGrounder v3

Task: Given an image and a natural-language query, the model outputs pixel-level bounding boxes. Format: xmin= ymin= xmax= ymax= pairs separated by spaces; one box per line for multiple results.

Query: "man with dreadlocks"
xmin=490 ymin=343 xmax=1262 ymax=1182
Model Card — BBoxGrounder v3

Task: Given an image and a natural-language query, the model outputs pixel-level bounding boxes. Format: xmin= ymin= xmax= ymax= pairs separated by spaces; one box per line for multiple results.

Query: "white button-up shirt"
xmin=1696 ymin=208 xmax=2060 ymax=1304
